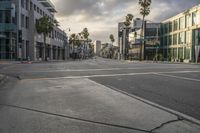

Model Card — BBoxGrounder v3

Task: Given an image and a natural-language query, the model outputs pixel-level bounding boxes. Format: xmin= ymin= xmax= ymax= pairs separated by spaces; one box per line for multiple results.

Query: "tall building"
xmin=94 ymin=40 xmax=101 ymax=55
xmin=0 ymin=0 xmax=68 ymax=61
xmin=161 ymin=4 xmax=200 ymax=62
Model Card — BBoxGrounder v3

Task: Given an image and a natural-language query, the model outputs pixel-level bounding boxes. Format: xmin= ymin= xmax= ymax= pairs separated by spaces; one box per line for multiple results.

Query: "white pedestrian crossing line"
xmin=23 ymin=70 xmax=200 ymax=81
xmin=154 ymin=73 xmax=200 ymax=82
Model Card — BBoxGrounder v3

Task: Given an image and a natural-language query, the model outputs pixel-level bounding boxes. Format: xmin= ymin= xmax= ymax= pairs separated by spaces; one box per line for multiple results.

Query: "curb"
xmin=106 ymin=85 xmax=200 ymax=126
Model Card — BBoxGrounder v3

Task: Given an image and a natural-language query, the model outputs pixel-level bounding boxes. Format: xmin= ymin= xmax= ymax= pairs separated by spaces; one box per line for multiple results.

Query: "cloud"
xmin=51 ymin=0 xmax=200 ymax=44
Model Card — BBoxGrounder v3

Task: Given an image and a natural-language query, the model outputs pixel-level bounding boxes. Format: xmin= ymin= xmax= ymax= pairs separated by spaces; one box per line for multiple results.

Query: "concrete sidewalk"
xmin=0 ymin=78 xmax=200 ymax=133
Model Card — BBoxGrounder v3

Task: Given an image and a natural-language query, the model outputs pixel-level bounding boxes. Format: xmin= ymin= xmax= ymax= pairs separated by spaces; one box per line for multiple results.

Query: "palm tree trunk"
xmin=140 ymin=15 xmax=145 ymax=61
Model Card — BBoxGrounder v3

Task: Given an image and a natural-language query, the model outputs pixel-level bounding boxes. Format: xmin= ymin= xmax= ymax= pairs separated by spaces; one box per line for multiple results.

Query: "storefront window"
xmin=178 ymin=47 xmax=183 ymax=59
xmin=184 ymin=47 xmax=190 ymax=59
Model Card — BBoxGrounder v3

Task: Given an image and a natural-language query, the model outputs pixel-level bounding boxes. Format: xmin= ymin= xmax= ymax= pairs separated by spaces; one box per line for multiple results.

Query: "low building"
xmin=161 ymin=4 xmax=200 ymax=62
xmin=0 ymin=0 xmax=69 ymax=61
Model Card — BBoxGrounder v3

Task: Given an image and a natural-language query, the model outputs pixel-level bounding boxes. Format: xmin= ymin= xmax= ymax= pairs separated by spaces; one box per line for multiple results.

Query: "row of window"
xmin=162 ymin=31 xmax=192 ymax=46
xmin=21 ymin=0 xmax=53 ymax=22
xmin=162 ymin=11 xmax=199 ymax=34
xmin=168 ymin=47 xmax=190 ymax=59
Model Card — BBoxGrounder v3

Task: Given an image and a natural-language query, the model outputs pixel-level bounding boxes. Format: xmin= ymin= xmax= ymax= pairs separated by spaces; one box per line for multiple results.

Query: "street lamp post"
xmin=63 ymin=28 xmax=70 ymax=60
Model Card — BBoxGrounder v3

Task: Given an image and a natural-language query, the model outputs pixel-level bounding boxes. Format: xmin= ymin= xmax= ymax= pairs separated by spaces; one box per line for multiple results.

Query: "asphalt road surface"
xmin=0 ymin=57 xmax=200 ymax=132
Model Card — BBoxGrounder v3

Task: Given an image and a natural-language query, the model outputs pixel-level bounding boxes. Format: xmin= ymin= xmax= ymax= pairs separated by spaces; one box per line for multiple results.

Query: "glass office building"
xmin=161 ymin=4 xmax=200 ymax=62
xmin=0 ymin=0 xmax=17 ymax=60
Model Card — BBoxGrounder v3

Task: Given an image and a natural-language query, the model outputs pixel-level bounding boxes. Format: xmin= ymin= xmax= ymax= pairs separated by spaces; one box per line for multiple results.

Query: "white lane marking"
xmin=15 ymin=67 xmax=200 ymax=73
xmin=154 ymin=73 xmax=200 ymax=82
xmin=22 ymin=70 xmax=200 ymax=81
xmin=17 ymin=67 xmax=146 ymax=73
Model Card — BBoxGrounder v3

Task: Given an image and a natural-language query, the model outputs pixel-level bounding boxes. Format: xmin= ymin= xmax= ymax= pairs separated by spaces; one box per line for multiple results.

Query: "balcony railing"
xmin=0 ymin=23 xmax=16 ymax=32
xmin=0 ymin=1 xmax=12 ymax=10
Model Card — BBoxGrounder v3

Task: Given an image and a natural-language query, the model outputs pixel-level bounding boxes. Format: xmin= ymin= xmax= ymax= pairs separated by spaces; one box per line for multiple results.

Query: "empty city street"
xmin=0 ymin=58 xmax=200 ymax=132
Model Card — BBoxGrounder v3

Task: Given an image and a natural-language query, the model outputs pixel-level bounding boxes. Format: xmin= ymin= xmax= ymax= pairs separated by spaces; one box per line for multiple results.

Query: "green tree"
xmin=139 ymin=0 xmax=152 ymax=60
xmin=36 ymin=16 xmax=54 ymax=60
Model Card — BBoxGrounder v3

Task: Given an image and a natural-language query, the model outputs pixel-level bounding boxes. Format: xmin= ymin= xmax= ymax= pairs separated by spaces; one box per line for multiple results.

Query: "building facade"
xmin=0 ymin=0 xmax=68 ymax=61
xmin=161 ymin=4 xmax=200 ymax=62
xmin=129 ymin=18 xmax=161 ymax=60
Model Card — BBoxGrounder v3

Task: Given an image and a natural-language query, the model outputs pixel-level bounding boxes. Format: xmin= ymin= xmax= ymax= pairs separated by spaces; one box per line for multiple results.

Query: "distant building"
xmin=161 ymin=4 xmax=200 ymax=62
xmin=0 ymin=0 xmax=68 ymax=61
xmin=94 ymin=40 xmax=101 ymax=55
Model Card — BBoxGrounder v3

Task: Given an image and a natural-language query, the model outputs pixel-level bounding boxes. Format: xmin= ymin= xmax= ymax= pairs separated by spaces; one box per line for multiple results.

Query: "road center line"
xmin=22 ymin=70 xmax=200 ymax=81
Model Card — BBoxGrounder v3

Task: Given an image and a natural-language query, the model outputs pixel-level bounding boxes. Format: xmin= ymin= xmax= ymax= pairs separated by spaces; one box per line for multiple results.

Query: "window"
xmin=179 ymin=17 xmax=185 ymax=29
xmin=173 ymin=19 xmax=178 ymax=31
xmin=25 ymin=16 xmax=29 ymax=29
xmin=186 ymin=31 xmax=191 ymax=44
xmin=186 ymin=14 xmax=192 ymax=27
xmin=37 ymin=7 xmax=39 ymax=13
xmin=184 ymin=47 xmax=190 ymax=59
xmin=178 ymin=48 xmax=183 ymax=59
xmin=26 ymin=41 xmax=29 ymax=58
xmin=192 ymin=11 xmax=199 ymax=26
xmin=179 ymin=32 xmax=185 ymax=44
xmin=169 ymin=22 xmax=172 ymax=32
xmin=168 ymin=35 xmax=172 ymax=45
xmin=30 ymin=1 xmax=33 ymax=10
xmin=21 ymin=14 xmax=24 ymax=27
xmin=26 ymin=0 xmax=29 ymax=10
xmin=173 ymin=34 xmax=177 ymax=45
xmin=194 ymin=29 xmax=200 ymax=45
xmin=34 ymin=4 xmax=36 ymax=11
xmin=21 ymin=0 xmax=24 ymax=8
xmin=40 ymin=9 xmax=42 ymax=15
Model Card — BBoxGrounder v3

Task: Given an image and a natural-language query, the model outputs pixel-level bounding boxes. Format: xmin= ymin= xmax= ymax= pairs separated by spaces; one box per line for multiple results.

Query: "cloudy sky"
xmin=51 ymin=0 xmax=200 ymax=44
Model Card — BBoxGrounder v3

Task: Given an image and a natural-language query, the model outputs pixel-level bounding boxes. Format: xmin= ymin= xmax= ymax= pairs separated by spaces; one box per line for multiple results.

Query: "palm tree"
xmin=123 ymin=14 xmax=133 ymax=60
xmin=109 ymin=34 xmax=115 ymax=59
xmin=69 ymin=33 xmax=81 ymax=48
xmin=81 ymin=28 xmax=90 ymax=41
xmin=138 ymin=0 xmax=152 ymax=60
xmin=124 ymin=14 xmax=134 ymax=27
xmin=36 ymin=16 xmax=54 ymax=61
xmin=109 ymin=34 xmax=115 ymax=45
xmin=69 ymin=33 xmax=81 ymax=59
